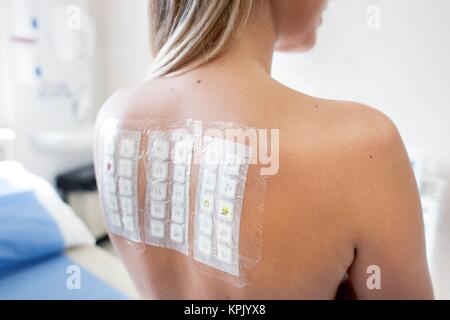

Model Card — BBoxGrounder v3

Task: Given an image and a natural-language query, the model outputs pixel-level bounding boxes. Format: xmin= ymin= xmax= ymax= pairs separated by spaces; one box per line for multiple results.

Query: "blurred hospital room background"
xmin=0 ymin=0 xmax=449 ymax=299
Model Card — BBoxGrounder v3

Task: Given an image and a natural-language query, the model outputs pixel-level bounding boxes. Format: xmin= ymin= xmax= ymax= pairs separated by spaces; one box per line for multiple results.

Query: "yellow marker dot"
xmin=221 ymin=207 xmax=229 ymax=216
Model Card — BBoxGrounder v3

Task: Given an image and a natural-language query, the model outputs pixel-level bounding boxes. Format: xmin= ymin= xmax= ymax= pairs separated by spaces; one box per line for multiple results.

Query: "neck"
xmin=198 ymin=1 xmax=277 ymax=77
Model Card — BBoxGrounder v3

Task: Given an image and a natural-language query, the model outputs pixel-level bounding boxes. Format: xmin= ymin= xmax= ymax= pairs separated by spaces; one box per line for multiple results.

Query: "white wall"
xmin=90 ymin=0 xmax=150 ymax=99
xmin=0 ymin=0 xmax=13 ymax=126
xmin=273 ymin=0 xmax=450 ymax=168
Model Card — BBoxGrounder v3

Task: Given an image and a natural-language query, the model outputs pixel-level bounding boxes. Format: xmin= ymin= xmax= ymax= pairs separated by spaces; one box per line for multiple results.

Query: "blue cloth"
xmin=0 ymin=178 xmax=65 ymax=271
xmin=0 ymin=178 xmax=127 ymax=299
xmin=0 ymin=253 xmax=127 ymax=300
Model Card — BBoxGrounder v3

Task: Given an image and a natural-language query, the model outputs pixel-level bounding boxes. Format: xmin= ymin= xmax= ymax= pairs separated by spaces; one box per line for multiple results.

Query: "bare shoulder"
xmin=279 ymin=88 xmax=417 ymax=224
xmin=296 ymin=99 xmax=433 ymax=300
xmin=276 ymin=85 xmax=407 ymax=172
xmin=314 ymin=98 xmax=408 ymax=175
xmin=95 ymin=85 xmax=144 ymax=125
xmin=308 ymin=97 xmax=420 ymax=240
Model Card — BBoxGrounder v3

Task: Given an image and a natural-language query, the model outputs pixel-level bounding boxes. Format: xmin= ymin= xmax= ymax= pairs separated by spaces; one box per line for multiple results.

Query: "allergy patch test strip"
xmin=193 ymin=137 xmax=252 ymax=276
xmin=144 ymin=130 xmax=194 ymax=255
xmin=101 ymin=129 xmax=142 ymax=242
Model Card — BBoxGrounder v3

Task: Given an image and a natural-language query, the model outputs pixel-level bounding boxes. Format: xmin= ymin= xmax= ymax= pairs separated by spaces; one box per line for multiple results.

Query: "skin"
xmin=95 ymin=0 xmax=434 ymax=299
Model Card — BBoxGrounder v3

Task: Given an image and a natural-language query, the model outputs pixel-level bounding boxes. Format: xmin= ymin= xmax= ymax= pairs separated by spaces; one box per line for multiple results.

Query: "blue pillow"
xmin=0 ymin=178 xmax=65 ymax=273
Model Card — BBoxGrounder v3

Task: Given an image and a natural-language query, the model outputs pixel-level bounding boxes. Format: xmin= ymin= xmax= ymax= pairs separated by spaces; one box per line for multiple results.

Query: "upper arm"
xmin=344 ymin=106 xmax=433 ymax=299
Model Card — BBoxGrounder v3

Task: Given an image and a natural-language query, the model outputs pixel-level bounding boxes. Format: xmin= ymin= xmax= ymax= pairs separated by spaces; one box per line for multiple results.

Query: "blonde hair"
xmin=148 ymin=0 xmax=255 ymax=77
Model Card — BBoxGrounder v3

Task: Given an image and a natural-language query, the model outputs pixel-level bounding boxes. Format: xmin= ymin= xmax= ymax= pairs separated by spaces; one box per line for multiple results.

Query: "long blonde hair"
xmin=148 ymin=0 xmax=255 ymax=77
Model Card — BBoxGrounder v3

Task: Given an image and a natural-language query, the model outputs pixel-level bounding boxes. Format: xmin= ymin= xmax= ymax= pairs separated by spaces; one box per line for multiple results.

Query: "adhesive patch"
xmin=193 ymin=137 xmax=252 ymax=276
xmin=98 ymin=119 xmax=268 ymax=286
xmin=150 ymin=220 xmax=165 ymax=238
xmin=150 ymin=201 xmax=166 ymax=219
xmin=144 ymin=130 xmax=194 ymax=255
xmin=100 ymin=129 xmax=142 ymax=242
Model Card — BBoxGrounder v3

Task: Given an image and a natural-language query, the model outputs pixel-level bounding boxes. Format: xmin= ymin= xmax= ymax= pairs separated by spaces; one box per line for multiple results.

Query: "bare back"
xmin=95 ymin=69 xmax=433 ymax=299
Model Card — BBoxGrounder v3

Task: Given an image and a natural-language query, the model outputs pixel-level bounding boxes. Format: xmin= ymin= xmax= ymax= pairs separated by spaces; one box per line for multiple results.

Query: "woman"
xmin=95 ymin=0 xmax=433 ymax=299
